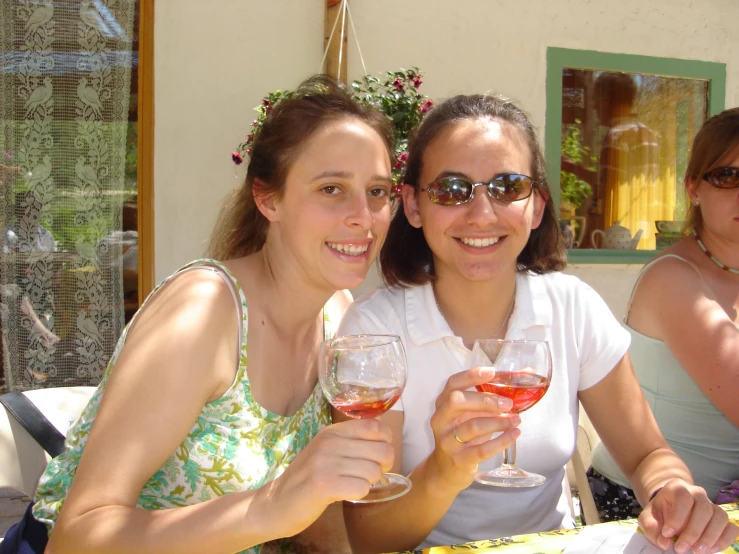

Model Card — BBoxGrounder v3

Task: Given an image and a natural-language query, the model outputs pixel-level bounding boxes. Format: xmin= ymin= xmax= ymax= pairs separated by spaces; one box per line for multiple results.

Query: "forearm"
xmin=47 ymin=487 xmax=290 ymax=554
xmin=345 ymin=457 xmax=461 ymax=554
xmin=627 ymin=447 xmax=694 ymax=507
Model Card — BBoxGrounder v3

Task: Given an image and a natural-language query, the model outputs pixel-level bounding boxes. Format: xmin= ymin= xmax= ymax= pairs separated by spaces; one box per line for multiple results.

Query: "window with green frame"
xmin=546 ymin=47 xmax=726 ymax=264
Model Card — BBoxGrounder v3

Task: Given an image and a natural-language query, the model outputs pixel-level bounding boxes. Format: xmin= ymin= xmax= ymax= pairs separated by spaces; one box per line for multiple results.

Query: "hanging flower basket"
xmin=232 ymin=68 xmax=433 ymax=194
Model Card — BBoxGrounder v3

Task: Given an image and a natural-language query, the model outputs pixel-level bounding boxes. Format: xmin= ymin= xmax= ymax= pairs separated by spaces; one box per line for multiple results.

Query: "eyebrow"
xmin=310 ymin=170 xmax=394 ymax=184
xmin=433 ymin=170 xmax=520 ymax=182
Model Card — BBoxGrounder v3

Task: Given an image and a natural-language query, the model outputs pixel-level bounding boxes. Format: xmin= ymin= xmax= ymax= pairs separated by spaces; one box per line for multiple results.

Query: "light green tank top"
xmin=33 ymin=260 xmax=334 ymax=553
xmin=592 ymin=254 xmax=739 ymax=500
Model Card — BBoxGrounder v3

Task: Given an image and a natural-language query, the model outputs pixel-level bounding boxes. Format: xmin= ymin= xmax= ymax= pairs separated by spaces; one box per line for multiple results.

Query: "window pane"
xmin=0 ymin=0 xmax=140 ymax=391
xmin=560 ymin=68 xmax=708 ymax=250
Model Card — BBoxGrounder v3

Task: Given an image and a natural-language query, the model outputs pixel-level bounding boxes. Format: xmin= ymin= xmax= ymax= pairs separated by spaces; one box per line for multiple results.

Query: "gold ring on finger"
xmin=453 ymin=428 xmax=466 ymax=444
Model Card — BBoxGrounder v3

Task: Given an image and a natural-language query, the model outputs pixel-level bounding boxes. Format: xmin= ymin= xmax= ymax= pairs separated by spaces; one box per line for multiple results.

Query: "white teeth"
xmin=460 ymin=237 xmax=500 ymax=248
xmin=327 ymin=242 xmax=369 ymax=256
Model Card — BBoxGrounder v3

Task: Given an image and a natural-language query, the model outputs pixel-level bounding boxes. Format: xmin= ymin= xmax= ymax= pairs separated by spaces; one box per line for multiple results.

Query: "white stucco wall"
xmin=153 ymin=0 xmax=738 ymax=315
xmin=153 ymin=0 xmax=324 ymax=279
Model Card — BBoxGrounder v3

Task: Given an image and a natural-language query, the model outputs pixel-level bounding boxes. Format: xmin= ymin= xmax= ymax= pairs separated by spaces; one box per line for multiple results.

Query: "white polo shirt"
xmin=338 ymin=271 xmax=630 ymax=548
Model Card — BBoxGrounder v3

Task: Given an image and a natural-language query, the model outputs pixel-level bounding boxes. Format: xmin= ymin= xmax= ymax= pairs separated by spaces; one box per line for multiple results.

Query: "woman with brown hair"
xmin=2 ymin=76 xmax=396 ymax=554
xmin=337 ymin=95 xmax=738 ymax=553
xmin=591 ymin=108 xmax=739 ymax=516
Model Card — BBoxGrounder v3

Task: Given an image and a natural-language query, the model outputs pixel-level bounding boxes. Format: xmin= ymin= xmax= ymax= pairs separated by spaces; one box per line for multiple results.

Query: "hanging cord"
xmin=319 ymin=0 xmax=367 ymax=79
xmin=336 ymin=0 xmax=347 ymax=82
xmin=319 ymin=0 xmax=343 ymax=75
xmin=345 ymin=0 xmax=367 ymax=76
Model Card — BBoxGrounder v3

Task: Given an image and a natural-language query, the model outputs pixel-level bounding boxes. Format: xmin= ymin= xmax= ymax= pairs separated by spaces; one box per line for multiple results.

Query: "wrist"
xmin=252 ymin=477 xmax=299 ymax=539
xmin=424 ymin=451 xmax=474 ymax=497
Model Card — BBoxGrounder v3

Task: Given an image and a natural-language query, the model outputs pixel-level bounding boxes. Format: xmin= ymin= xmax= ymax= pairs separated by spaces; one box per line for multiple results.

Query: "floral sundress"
xmin=33 ymin=260 xmax=334 ymax=554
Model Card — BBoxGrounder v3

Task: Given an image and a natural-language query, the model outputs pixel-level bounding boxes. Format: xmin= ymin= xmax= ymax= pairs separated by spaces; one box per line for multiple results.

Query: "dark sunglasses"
xmin=420 ymin=174 xmax=536 ymax=206
xmin=702 ymin=167 xmax=739 ymax=189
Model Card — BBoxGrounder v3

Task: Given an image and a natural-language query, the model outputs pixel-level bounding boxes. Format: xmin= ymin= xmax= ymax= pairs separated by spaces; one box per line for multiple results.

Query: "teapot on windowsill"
xmin=591 ymin=221 xmax=643 ymax=250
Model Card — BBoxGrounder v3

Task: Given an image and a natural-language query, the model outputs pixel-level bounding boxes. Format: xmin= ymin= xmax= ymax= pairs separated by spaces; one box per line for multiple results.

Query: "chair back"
xmin=565 ymin=403 xmax=601 ymax=525
xmin=0 ymin=386 xmax=96 ymax=497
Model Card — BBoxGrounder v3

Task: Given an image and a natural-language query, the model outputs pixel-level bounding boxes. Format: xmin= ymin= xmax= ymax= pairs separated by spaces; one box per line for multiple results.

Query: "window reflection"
xmin=560 ymin=69 xmax=708 ymax=250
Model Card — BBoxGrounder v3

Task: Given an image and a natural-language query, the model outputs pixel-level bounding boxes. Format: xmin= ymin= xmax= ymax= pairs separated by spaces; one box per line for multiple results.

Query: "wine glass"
xmin=471 ymin=339 xmax=552 ymax=487
xmin=318 ymin=334 xmax=412 ymax=503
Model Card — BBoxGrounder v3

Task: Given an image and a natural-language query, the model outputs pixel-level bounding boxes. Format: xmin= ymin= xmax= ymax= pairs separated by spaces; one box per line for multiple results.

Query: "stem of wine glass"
xmin=502 ymin=438 xmax=517 ymax=467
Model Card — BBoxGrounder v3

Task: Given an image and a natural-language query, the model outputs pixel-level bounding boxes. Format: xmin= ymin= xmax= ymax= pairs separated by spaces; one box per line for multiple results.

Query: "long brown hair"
xmin=380 ymin=94 xmax=565 ymax=287
xmin=207 ymin=75 xmax=393 ymax=260
xmin=685 ymin=107 xmax=739 ymax=232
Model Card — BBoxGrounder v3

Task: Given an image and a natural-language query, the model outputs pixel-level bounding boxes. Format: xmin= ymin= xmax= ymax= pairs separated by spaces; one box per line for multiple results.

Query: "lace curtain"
xmin=0 ymin=0 xmax=135 ymax=391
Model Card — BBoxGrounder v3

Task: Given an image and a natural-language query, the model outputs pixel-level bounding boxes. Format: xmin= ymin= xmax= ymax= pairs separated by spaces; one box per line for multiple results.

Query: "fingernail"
xmin=479 ymin=367 xmax=495 ymax=378
xmin=674 ymin=540 xmax=689 ymax=554
xmin=662 ymin=526 xmax=675 ymax=538
xmin=693 ymin=544 xmax=707 ymax=554
xmin=498 ymin=397 xmax=513 ymax=411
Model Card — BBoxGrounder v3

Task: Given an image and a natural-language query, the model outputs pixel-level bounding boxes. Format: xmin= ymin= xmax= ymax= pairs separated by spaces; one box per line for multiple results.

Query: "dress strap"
xmin=130 ymin=260 xmax=245 ymax=361
xmin=624 ymin=254 xmax=703 ymax=323
xmin=176 ymin=262 xmax=244 ymax=360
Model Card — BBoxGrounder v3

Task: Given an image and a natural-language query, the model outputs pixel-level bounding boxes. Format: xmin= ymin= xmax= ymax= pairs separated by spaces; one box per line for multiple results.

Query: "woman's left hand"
xmin=638 ymin=479 xmax=739 ymax=553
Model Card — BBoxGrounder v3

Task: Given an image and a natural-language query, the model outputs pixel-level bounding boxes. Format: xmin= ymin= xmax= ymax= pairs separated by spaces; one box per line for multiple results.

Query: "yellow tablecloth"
xmin=391 ymin=503 xmax=739 ymax=554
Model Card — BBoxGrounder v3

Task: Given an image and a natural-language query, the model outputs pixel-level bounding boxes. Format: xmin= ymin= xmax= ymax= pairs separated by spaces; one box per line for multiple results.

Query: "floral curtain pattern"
xmin=0 ymin=0 xmax=135 ymax=390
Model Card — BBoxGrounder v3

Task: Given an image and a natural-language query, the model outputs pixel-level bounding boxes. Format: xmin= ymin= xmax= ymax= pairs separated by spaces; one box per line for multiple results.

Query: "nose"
xmin=346 ymin=191 xmax=373 ymax=230
xmin=466 ymin=185 xmax=499 ymax=226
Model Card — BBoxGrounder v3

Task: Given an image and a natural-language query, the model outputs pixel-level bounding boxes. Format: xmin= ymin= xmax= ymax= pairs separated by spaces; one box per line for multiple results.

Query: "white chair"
xmin=0 ymin=386 xmax=96 ymax=497
xmin=566 ymin=403 xmax=601 ymax=526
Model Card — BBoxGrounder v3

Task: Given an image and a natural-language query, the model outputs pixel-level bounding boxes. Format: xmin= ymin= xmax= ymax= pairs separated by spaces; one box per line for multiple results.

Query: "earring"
xmin=693 ymin=200 xmax=700 ymax=207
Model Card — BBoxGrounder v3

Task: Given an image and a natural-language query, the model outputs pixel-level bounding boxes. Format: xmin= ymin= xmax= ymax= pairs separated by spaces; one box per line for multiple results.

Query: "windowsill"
xmin=566 ymin=249 xmax=658 ymax=264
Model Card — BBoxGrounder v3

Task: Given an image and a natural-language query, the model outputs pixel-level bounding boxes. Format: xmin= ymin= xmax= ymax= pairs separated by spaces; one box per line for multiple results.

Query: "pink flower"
xmin=392 ymin=77 xmax=404 ymax=91
xmin=420 ymin=99 xmax=434 ymax=113
xmin=231 ymin=152 xmax=243 ymax=165
xmin=412 ymin=77 xmax=422 ymax=89
xmin=393 ymin=152 xmax=409 ymax=170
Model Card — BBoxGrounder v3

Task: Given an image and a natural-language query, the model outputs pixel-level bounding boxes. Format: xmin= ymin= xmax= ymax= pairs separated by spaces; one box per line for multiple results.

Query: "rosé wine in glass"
xmin=331 ymin=383 xmax=403 ymax=419
xmin=318 ymin=334 xmax=412 ymax=503
xmin=471 ymin=340 xmax=552 ymax=488
xmin=475 ymin=371 xmax=550 ymax=414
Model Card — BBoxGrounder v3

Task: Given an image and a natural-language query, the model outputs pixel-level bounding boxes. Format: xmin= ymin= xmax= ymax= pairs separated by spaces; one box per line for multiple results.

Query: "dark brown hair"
xmin=380 ymin=94 xmax=565 ymax=287
xmin=685 ymin=107 xmax=739 ymax=231
xmin=207 ymin=75 xmax=394 ymax=260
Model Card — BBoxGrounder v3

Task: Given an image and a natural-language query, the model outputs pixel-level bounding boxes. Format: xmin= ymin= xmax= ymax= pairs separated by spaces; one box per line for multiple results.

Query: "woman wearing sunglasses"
xmin=336 ymin=95 xmax=738 ymax=554
xmin=590 ymin=108 xmax=739 ymax=516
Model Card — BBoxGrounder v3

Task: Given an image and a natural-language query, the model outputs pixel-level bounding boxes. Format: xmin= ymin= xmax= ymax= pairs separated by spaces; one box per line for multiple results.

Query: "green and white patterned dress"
xmin=33 ymin=260 xmax=333 ymax=554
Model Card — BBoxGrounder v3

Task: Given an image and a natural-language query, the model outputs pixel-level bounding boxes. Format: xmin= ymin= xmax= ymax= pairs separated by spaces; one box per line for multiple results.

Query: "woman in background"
xmin=590 ymin=107 xmax=739 ymax=517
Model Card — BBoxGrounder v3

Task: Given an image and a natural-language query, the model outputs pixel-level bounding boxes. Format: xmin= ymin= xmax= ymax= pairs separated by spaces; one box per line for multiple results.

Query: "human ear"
xmin=402 ymin=184 xmax=423 ymax=229
xmin=685 ymin=178 xmax=700 ymax=205
xmin=530 ymin=190 xmax=547 ymax=230
xmin=253 ymin=179 xmax=280 ymax=223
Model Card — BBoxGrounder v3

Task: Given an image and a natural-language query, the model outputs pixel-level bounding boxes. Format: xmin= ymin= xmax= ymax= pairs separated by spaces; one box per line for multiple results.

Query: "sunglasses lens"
xmin=492 ymin=174 xmax=533 ymax=201
xmin=428 ymin=179 xmax=472 ymax=205
xmin=706 ymin=167 xmax=739 ymax=189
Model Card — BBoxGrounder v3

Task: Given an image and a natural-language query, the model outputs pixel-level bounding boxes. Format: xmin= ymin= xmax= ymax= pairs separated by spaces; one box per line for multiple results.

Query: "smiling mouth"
xmin=327 ymin=242 xmax=370 ymax=256
xmin=458 ymin=237 xmax=501 ymax=248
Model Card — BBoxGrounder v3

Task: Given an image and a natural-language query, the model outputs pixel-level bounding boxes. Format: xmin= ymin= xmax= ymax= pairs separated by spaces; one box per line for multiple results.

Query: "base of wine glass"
xmin=474 ymin=464 xmax=546 ymax=488
xmin=346 ymin=472 xmax=412 ymax=503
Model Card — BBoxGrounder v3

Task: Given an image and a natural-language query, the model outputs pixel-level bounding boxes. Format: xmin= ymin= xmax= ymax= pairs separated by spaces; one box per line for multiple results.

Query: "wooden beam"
xmin=137 ymin=0 xmax=155 ymax=302
xmin=324 ymin=0 xmax=348 ymax=82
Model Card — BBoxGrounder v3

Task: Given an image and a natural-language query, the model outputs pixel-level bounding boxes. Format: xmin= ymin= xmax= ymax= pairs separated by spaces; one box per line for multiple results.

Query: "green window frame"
xmin=545 ymin=47 xmax=726 ymax=264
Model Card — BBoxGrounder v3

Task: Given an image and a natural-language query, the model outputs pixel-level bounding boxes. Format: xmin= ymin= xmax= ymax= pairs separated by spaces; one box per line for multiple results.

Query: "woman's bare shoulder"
xmin=635 ymin=239 xmax=706 ymax=297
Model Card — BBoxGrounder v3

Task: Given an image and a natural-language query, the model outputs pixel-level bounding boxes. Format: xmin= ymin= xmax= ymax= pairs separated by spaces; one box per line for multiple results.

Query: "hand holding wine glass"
xmin=318 ymin=334 xmax=412 ymax=503
xmin=472 ymin=339 xmax=552 ymax=487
